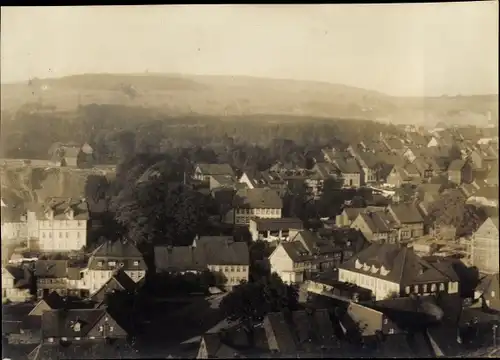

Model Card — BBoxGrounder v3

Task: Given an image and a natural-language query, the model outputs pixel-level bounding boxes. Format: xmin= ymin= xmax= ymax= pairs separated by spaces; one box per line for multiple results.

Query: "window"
xmin=66 ymin=232 xmax=69 ymax=238
xmin=101 ymin=272 xmax=105 ymax=279
xmin=108 ymin=261 xmax=116 ymax=267
xmin=230 ymin=267 xmax=235 ymax=272
xmin=42 ymin=232 xmax=46 ymax=238
xmin=423 ymin=284 xmax=428 ymax=293
xmin=236 ymin=266 xmax=240 ymax=272
xmin=492 ymin=291 xmax=496 ymax=297
xmin=59 ymin=232 xmax=63 ymax=238
xmin=383 ymin=318 xmax=388 ymax=325
xmin=99 ymin=326 xmax=104 ymax=332
xmin=98 ymin=261 xmax=103 ymax=267
xmin=389 ymin=329 xmax=395 ymax=334
xmin=62 ymin=337 xmax=68 ymax=341
xmin=431 ymin=284 xmax=437 ymax=292
xmin=414 ymin=285 xmax=418 ymax=293
xmin=77 ymin=232 xmax=80 ymax=238
xmin=90 ymin=336 xmax=95 ymax=340
xmin=48 ymin=338 xmax=54 ymax=343
xmin=224 ymin=267 xmax=229 ymax=272
xmin=75 ymin=337 xmax=80 ymax=340
xmin=110 ymin=327 xmax=114 ymax=332
xmin=439 ymin=283 xmax=445 ymax=291
xmin=133 ymin=261 xmax=139 ymax=266
xmin=49 ymin=232 xmax=52 ymax=238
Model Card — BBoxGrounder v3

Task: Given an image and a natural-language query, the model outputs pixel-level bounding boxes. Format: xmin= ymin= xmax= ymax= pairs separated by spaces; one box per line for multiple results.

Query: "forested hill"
xmin=1 ymin=73 xmax=498 ymax=127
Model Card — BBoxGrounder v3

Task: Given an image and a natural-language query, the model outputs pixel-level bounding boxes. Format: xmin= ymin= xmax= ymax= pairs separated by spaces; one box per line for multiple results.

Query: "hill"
xmin=1 ymin=73 xmax=498 ymax=126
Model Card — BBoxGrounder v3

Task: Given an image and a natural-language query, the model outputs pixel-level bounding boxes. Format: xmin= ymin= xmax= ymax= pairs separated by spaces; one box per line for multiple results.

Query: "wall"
xmin=1 ymin=222 xmax=27 ymax=240
xmin=269 ymin=245 xmax=296 ymax=284
xmin=208 ymin=264 xmax=249 ymax=287
xmin=36 ymin=218 xmax=87 ymax=252
xmin=234 ymin=207 xmax=281 ymax=225
xmin=338 ymin=269 xmax=399 ymax=300
xmin=399 ymin=223 xmax=425 ymax=241
xmin=471 ymin=218 xmax=499 ymax=274
xmin=342 ymin=173 xmax=361 ymax=188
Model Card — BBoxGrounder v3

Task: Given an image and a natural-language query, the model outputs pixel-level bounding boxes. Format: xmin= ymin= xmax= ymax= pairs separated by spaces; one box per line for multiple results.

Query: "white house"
xmin=2 ymin=265 xmax=32 ymax=302
xmin=338 ymin=244 xmax=459 ymax=300
xmin=226 ymin=188 xmax=283 ymax=225
xmin=26 ymin=197 xmax=89 ymax=252
xmin=83 ymin=240 xmax=147 ymax=294
xmin=470 ymin=217 xmax=499 ymax=275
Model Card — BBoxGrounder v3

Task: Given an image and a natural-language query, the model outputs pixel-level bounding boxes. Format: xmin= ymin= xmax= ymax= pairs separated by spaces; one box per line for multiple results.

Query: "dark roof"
xmin=385 ymin=138 xmax=405 ymax=150
xmin=35 ymin=197 xmax=89 ymax=221
xmin=90 ymin=270 xmax=137 ymax=300
xmin=340 ymin=244 xmax=458 ymax=285
xmin=210 ymin=174 xmax=237 ymax=187
xmin=334 ymin=157 xmax=361 ymax=174
xmin=251 ymin=217 xmax=304 ymax=231
xmin=196 ymin=163 xmax=235 ymax=176
xmin=342 ymin=206 xmax=385 ymax=222
xmin=263 ymin=309 xmax=337 ymax=355
xmin=389 ymin=203 xmax=424 ymax=224
xmin=3 ymin=265 xmax=29 ymax=287
xmin=28 ymin=339 xmax=138 ymax=360
xmin=88 ymin=241 xmax=146 ymax=271
xmin=476 ymin=273 xmax=500 ymax=311
xmin=155 ymin=240 xmax=249 ymax=272
xmin=41 ymin=309 xmax=106 ymax=338
xmin=357 ymin=211 xmax=398 ymax=234
xmin=34 ymin=260 xmax=69 ymax=278
xmin=41 ymin=291 xmax=66 ymax=310
xmin=233 ymin=188 xmax=282 ymax=209
xmin=91 ymin=240 xmax=142 ymax=258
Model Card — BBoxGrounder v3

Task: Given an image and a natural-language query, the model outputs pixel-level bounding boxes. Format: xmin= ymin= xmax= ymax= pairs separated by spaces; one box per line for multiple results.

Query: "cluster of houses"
xmin=1 ymin=124 xmax=499 ymax=358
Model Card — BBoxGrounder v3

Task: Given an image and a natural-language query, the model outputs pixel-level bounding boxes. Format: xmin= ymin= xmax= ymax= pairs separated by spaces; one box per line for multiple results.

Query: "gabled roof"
xmin=41 ymin=309 xmax=107 ymax=338
xmin=90 ymin=270 xmax=137 ymax=300
xmin=356 ymin=211 xmax=397 ymax=234
xmin=35 ymin=197 xmax=89 ymax=220
xmin=155 ymin=240 xmax=249 ymax=272
xmin=34 ymin=260 xmax=69 ymax=278
xmin=340 ymin=244 xmax=457 ymax=285
xmin=233 ymin=188 xmax=282 ymax=209
xmin=251 ymin=217 xmax=304 ymax=232
xmin=476 ymin=273 xmax=500 ymax=310
xmin=196 ymin=163 xmax=235 ymax=176
xmin=389 ymin=203 xmax=424 ymax=224
xmin=91 ymin=240 xmax=142 ymax=258
xmin=334 ymin=157 xmax=361 ymax=174
xmin=448 ymin=159 xmax=466 ymax=171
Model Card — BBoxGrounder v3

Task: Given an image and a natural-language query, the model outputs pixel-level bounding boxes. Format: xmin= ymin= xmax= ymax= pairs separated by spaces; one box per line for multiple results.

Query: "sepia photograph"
xmin=1 ymin=3 xmax=499 ymax=359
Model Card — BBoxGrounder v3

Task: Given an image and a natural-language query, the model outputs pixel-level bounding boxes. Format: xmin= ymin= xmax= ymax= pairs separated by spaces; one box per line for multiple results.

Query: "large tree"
xmin=219 ymin=273 xmax=299 ymax=345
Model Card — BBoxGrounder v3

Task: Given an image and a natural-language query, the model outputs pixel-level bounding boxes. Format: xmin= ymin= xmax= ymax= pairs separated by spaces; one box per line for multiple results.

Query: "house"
xmin=196 ymin=333 xmax=242 ymax=359
xmin=248 ymin=218 xmax=303 ymax=242
xmin=227 ymin=188 xmax=282 ymax=225
xmin=239 ymin=170 xmax=287 ymax=196
xmin=470 ymin=217 xmax=499 ymax=275
xmin=485 ymin=162 xmax=499 ymax=185
xmin=332 ymin=157 xmax=362 ymax=188
xmin=2 ymin=265 xmax=32 ymax=302
xmin=350 ymin=210 xmax=399 ymax=244
xmin=193 ymin=163 xmax=235 ymax=182
xmin=1 ymin=205 xmax=27 ymax=241
xmin=40 ymin=308 xmax=127 ymax=343
xmin=26 ymin=197 xmax=89 ymax=252
xmin=351 ymin=151 xmax=380 ymax=185
xmin=474 ymin=273 xmax=500 ymax=312
xmin=466 ymin=185 xmax=499 ymax=208
xmin=263 ymin=309 xmax=338 ymax=356
xmin=155 ymin=236 xmax=249 ymax=289
xmin=35 ymin=260 xmax=86 ymax=298
xmin=338 ymin=244 xmax=459 ymax=300
xmin=269 ymin=230 xmax=345 ymax=284
xmin=84 ymin=240 xmax=147 ymax=294
xmin=387 ymin=203 xmax=425 ymax=242
xmin=447 ymin=159 xmax=473 ymax=185
xmin=382 ymin=137 xmax=406 ymax=152
xmin=412 ymin=157 xmax=438 ymax=179
xmin=335 ymin=206 xmax=385 ymax=228
xmin=416 ymin=183 xmax=444 ymax=203
xmin=28 ymin=339 xmax=137 ymax=360
xmin=377 ymin=164 xmax=409 ymax=188
xmin=89 ymin=270 xmax=137 ymax=302
xmin=306 ymin=162 xmax=339 ymax=198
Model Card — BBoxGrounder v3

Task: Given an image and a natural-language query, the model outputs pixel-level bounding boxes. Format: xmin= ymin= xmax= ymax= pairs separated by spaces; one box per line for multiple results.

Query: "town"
xmin=2 ymin=116 xmax=499 ymax=358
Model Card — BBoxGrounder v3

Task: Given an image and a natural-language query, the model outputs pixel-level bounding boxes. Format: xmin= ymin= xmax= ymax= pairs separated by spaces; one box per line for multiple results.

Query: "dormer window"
xmin=62 ymin=337 xmax=68 ymax=341
xmin=108 ymin=261 xmax=116 ymax=267
xmin=48 ymin=337 xmax=54 ymax=343
xmin=133 ymin=261 xmax=139 ymax=266
xmin=98 ymin=261 xmax=103 ymax=267
xmin=73 ymin=322 xmax=81 ymax=332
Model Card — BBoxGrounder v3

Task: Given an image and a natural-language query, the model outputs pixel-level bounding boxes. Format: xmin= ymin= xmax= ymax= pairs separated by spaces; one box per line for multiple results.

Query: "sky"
xmin=1 ymin=3 xmax=498 ymax=97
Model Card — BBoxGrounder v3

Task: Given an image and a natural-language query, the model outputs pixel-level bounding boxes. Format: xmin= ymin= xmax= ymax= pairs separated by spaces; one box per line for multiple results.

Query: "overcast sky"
xmin=1 ymin=4 xmax=498 ymax=96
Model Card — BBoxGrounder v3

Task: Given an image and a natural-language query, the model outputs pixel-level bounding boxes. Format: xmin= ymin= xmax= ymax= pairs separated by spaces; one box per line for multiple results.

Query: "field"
xmin=1 ymin=73 xmax=498 ymax=127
